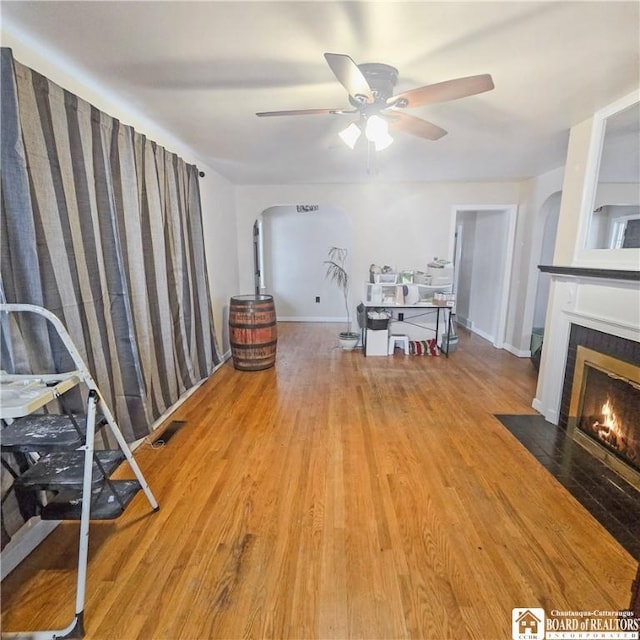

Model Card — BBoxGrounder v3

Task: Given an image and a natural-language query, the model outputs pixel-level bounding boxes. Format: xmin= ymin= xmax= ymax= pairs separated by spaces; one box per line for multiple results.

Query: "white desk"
xmin=361 ymin=302 xmax=455 ymax=357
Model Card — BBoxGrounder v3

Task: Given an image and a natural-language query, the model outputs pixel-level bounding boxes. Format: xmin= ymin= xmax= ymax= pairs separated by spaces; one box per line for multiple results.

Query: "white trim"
xmin=563 ymin=308 xmax=640 ymax=338
xmin=469 ymin=325 xmax=495 ymax=344
xmin=504 ymin=343 xmax=532 ymax=358
xmin=453 ymin=223 xmax=463 ymax=297
xmin=574 ymin=89 xmax=640 ymax=269
xmin=532 ymin=398 xmax=559 ymax=424
xmin=277 ymin=316 xmax=347 ymax=323
xmin=498 ymin=205 xmax=518 ymax=348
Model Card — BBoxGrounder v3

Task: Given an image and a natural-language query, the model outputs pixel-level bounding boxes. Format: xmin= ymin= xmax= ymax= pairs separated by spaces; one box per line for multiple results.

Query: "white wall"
xmin=261 ymin=205 xmax=352 ymax=322
xmin=235 ymin=182 xmax=527 ymax=343
xmin=553 ymin=118 xmax=597 ymax=265
xmin=595 ymin=183 xmax=640 ymax=209
xmin=2 ymin=31 xmax=240 ymax=355
xmin=199 ymin=170 xmax=239 ymax=354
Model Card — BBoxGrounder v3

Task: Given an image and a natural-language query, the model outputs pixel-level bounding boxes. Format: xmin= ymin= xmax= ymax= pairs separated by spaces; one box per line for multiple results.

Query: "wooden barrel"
xmin=229 ymin=294 xmax=277 ymax=371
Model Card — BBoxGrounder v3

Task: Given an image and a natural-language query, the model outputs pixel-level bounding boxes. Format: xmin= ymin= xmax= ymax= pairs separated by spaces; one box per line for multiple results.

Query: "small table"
xmin=361 ymin=302 xmax=455 ymax=358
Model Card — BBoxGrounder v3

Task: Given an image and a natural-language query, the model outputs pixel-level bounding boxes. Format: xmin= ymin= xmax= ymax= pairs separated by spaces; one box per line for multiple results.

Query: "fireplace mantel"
xmin=533 ymin=269 xmax=639 ymax=426
xmin=538 ymin=265 xmax=640 ymax=281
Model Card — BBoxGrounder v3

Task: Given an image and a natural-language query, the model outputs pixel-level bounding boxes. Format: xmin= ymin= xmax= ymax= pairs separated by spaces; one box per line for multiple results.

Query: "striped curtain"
xmin=0 ymin=46 xmax=221 ymax=439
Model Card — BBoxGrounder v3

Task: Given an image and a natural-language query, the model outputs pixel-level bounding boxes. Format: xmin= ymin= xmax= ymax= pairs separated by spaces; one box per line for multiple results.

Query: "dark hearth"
xmin=496 ymin=414 xmax=640 ymax=560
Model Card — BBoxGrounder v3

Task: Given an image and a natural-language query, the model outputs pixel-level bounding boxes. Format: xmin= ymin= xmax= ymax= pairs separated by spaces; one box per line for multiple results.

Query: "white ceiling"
xmin=2 ymin=1 xmax=639 ymax=185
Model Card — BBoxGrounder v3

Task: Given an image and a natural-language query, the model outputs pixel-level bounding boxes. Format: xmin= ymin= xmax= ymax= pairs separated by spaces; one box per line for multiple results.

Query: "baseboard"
xmin=504 ymin=343 xmax=532 ymax=358
xmin=277 ymin=316 xmax=346 ymax=323
xmin=531 ymin=397 xmax=544 ymax=417
xmin=470 ymin=326 xmax=495 ymax=344
xmin=531 ymin=398 xmax=559 ymax=425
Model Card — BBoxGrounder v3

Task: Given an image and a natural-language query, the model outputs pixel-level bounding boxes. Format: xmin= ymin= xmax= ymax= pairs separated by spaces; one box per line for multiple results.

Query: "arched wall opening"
xmin=254 ymin=204 xmax=354 ymax=322
xmin=530 ymin=191 xmax=562 ymax=367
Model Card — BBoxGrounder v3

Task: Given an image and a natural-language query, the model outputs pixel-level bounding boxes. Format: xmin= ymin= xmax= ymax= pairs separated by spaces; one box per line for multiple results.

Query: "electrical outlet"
xmin=315 ymin=296 xmax=320 ymax=303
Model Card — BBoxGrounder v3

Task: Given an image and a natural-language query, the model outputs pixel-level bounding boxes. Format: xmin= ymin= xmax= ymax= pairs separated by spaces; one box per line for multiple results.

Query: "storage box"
xmin=374 ymin=273 xmax=398 ymax=284
xmin=433 ymin=292 xmax=456 ymax=307
xmin=427 ymin=265 xmax=453 ymax=284
xmin=440 ymin=334 xmax=459 ymax=354
xmin=367 ymin=317 xmax=389 ymax=330
xmin=366 ymin=329 xmax=389 ymax=356
xmin=365 ymin=283 xmax=397 ymax=304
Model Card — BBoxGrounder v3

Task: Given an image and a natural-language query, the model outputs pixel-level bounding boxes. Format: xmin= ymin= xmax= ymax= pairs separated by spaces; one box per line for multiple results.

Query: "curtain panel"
xmin=1 ymin=46 xmax=222 ymax=546
xmin=1 ymin=46 xmax=221 ymax=437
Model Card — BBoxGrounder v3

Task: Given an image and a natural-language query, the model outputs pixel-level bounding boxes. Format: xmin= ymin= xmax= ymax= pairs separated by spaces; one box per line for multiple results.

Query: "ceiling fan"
xmin=256 ymin=53 xmax=495 ymax=147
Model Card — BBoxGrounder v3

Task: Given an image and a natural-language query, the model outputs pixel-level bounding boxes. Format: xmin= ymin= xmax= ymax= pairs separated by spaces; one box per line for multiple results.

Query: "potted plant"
xmin=324 ymin=246 xmax=360 ymax=350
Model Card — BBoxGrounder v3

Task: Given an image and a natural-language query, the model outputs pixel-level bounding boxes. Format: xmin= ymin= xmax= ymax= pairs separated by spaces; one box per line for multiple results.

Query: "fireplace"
xmin=567 ymin=345 xmax=640 ymax=489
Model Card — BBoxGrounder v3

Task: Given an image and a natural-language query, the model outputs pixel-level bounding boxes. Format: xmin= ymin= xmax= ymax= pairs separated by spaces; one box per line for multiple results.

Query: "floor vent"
xmin=153 ymin=420 xmax=187 ymax=446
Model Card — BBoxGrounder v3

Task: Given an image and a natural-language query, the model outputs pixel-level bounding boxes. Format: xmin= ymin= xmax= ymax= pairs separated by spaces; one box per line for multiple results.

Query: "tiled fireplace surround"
xmin=533 ymin=272 xmax=639 ymax=428
xmin=517 ymin=271 xmax=640 ymax=559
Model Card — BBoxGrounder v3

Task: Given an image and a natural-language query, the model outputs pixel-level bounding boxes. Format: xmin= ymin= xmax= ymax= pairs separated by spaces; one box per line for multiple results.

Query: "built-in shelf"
xmin=538 ymin=265 xmax=640 ymax=281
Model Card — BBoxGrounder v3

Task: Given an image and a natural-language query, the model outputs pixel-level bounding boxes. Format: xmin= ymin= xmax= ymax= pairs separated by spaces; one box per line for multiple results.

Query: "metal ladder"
xmin=1 ymin=303 xmax=159 ymax=639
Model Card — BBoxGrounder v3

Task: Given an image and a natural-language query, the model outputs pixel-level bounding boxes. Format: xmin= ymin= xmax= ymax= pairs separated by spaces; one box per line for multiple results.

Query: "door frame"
xmin=449 ymin=204 xmax=518 ymax=349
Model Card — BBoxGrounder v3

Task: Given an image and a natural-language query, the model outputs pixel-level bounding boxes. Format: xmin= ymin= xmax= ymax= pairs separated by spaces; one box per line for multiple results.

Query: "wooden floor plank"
xmin=1 ymin=323 xmax=636 ymax=639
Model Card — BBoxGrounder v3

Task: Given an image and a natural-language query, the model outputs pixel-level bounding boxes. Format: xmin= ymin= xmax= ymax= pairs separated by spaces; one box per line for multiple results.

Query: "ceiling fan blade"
xmin=388 ymin=112 xmax=448 ymax=140
xmin=388 ymin=74 xmax=494 ymax=109
xmin=324 ymin=53 xmax=374 ymax=104
xmin=256 ymin=108 xmax=355 ymax=117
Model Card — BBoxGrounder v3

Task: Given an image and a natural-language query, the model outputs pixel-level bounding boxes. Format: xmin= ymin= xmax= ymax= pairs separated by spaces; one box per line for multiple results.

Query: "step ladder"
xmin=1 ymin=303 xmax=159 ymax=639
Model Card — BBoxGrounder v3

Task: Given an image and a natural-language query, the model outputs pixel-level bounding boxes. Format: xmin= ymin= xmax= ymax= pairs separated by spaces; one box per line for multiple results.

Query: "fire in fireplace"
xmin=569 ymin=346 xmax=640 ymax=490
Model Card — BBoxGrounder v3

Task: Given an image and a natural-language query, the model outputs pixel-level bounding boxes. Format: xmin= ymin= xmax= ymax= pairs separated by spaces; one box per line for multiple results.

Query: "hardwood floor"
xmin=2 ymin=323 xmax=636 ymax=639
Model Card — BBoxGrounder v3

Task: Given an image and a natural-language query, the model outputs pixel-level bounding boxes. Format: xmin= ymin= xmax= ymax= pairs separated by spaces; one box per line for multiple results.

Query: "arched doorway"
xmin=530 ymin=192 xmax=562 ymax=367
xmin=254 ymin=204 xmax=353 ymax=322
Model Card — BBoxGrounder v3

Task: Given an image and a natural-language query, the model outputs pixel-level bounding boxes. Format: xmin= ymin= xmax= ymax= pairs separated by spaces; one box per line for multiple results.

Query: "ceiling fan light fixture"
xmin=374 ymin=135 xmax=394 ymax=151
xmin=339 ymin=122 xmax=362 ymax=149
xmin=257 ymin=53 xmax=495 ymax=154
xmin=365 ymin=115 xmax=393 ymax=150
